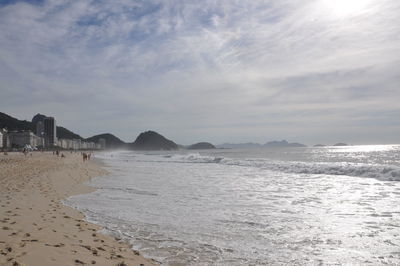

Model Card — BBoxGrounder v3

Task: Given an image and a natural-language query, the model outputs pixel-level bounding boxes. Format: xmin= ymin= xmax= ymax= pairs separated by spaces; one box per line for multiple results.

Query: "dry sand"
xmin=0 ymin=152 xmax=157 ymax=266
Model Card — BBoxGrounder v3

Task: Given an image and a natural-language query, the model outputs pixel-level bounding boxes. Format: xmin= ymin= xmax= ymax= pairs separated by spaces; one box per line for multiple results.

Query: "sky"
xmin=0 ymin=0 xmax=399 ymax=145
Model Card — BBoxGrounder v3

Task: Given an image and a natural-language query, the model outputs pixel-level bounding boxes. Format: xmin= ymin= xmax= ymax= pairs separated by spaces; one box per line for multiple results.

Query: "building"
xmin=44 ymin=117 xmax=57 ymax=147
xmin=55 ymin=138 xmax=103 ymax=150
xmin=98 ymin=138 xmax=106 ymax=149
xmin=1 ymin=129 xmax=10 ymax=150
xmin=75 ymin=139 xmax=82 ymax=150
xmin=36 ymin=121 xmax=44 ymax=137
xmin=0 ymin=131 xmax=3 ymax=149
xmin=9 ymin=131 xmax=43 ymax=148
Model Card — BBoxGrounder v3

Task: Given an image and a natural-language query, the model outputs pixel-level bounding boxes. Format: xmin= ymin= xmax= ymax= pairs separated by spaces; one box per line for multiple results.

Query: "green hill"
xmin=132 ymin=131 xmax=178 ymax=150
xmin=0 ymin=112 xmax=33 ymax=131
xmin=86 ymin=133 xmax=127 ymax=149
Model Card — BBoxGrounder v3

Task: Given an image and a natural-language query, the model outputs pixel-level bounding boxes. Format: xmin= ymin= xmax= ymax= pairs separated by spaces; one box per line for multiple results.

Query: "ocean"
xmin=65 ymin=145 xmax=400 ymax=265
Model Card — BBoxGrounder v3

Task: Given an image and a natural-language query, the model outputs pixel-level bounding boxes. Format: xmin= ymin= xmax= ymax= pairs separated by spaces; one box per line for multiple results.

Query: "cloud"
xmin=0 ymin=0 xmax=399 ymax=144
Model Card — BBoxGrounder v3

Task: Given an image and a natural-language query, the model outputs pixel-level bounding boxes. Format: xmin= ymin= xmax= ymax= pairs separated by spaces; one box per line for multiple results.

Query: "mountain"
xmin=333 ymin=143 xmax=348 ymax=146
xmin=0 ymin=112 xmax=33 ymax=131
xmin=131 ymin=131 xmax=178 ymax=150
xmin=263 ymin=140 xmax=306 ymax=148
xmin=188 ymin=142 xmax=216 ymax=150
xmin=57 ymin=126 xmax=83 ymax=140
xmin=86 ymin=133 xmax=127 ymax=149
xmin=314 ymin=144 xmax=327 ymax=147
xmin=31 ymin=113 xmax=47 ymax=125
xmin=216 ymin=143 xmax=262 ymax=149
xmin=0 ymin=112 xmax=83 ymax=140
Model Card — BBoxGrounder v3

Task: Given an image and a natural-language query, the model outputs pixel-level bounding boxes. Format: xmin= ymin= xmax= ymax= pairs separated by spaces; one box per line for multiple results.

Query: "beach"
xmin=0 ymin=152 xmax=156 ymax=266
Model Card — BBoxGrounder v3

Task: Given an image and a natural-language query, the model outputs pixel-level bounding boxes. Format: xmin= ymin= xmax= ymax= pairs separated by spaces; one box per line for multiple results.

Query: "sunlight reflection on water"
xmin=66 ymin=146 xmax=400 ymax=265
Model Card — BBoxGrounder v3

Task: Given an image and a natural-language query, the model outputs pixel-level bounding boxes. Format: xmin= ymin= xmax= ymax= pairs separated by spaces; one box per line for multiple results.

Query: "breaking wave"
xmin=168 ymin=154 xmax=400 ymax=181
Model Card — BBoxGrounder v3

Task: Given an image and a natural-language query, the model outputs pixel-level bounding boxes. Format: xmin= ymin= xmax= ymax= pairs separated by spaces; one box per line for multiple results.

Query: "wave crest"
xmin=169 ymin=154 xmax=400 ymax=181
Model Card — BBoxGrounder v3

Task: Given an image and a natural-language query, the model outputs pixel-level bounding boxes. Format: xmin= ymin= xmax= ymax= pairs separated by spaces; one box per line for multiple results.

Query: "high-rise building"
xmin=44 ymin=117 xmax=57 ymax=147
xmin=36 ymin=121 xmax=44 ymax=137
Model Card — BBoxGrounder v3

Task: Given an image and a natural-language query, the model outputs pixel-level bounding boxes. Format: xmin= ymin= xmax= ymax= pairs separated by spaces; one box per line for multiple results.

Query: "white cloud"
xmin=0 ymin=0 xmax=399 ymax=144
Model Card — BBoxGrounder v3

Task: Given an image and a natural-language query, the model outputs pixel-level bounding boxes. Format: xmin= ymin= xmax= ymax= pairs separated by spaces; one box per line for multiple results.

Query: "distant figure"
xmin=61 ymin=153 xmax=65 ymax=158
xmin=23 ymin=148 xmax=27 ymax=157
xmin=56 ymin=150 xmax=59 ymax=157
xmin=82 ymin=152 xmax=87 ymax=162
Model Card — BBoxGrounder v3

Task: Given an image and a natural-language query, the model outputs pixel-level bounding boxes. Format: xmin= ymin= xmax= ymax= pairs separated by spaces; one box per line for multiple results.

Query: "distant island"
xmin=333 ymin=143 xmax=349 ymax=146
xmin=216 ymin=140 xmax=306 ymax=149
xmin=314 ymin=144 xmax=327 ymax=147
xmin=188 ymin=142 xmax=216 ymax=150
xmin=263 ymin=140 xmax=306 ymax=148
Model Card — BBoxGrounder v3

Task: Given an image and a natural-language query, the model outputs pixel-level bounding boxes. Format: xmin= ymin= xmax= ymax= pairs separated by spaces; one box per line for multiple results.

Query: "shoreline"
xmin=0 ymin=151 xmax=157 ymax=266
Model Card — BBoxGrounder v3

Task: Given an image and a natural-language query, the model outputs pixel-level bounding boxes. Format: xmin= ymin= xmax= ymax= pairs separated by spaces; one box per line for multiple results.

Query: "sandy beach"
xmin=0 ymin=152 xmax=157 ymax=266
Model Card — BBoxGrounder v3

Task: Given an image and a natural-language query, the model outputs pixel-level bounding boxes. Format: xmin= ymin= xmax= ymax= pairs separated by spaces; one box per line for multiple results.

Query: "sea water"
xmin=65 ymin=145 xmax=400 ymax=265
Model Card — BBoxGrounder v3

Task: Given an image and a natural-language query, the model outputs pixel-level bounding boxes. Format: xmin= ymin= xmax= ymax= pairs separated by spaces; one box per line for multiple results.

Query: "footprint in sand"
xmin=74 ymin=259 xmax=85 ymax=265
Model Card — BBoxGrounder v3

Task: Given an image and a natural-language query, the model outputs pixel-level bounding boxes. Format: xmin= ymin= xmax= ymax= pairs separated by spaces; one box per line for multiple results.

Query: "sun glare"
xmin=322 ymin=0 xmax=372 ymax=16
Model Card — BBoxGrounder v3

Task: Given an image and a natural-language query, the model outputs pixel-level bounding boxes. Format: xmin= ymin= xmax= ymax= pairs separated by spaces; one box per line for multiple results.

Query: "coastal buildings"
xmin=44 ymin=117 xmax=57 ymax=147
xmin=56 ymin=138 xmax=101 ymax=150
xmin=98 ymin=138 xmax=106 ymax=149
xmin=1 ymin=114 xmax=105 ymax=151
xmin=1 ymin=129 xmax=10 ymax=150
xmin=8 ymin=131 xmax=43 ymax=148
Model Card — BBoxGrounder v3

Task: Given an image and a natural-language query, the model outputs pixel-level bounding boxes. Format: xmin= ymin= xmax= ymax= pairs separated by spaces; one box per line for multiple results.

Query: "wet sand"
xmin=0 ymin=152 xmax=157 ymax=266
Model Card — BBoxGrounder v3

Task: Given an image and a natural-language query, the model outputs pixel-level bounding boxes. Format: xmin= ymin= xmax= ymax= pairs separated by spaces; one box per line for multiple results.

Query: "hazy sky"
xmin=1 ymin=0 xmax=399 ymax=145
